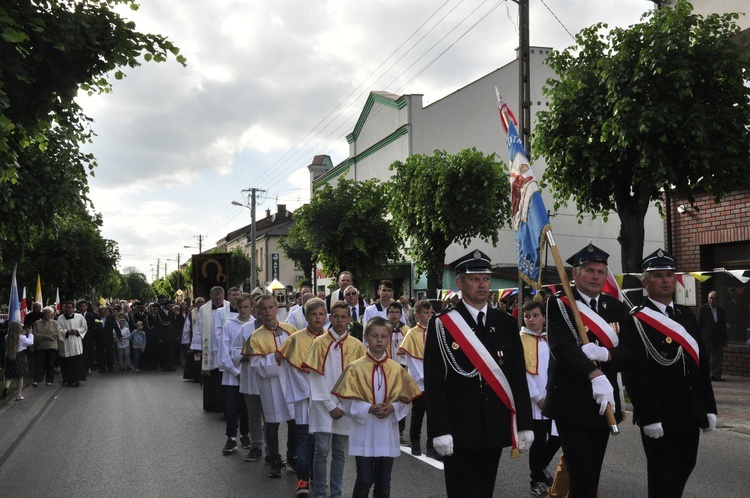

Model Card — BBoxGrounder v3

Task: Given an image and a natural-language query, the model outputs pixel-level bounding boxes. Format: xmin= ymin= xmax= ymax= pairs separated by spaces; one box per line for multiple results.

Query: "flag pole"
xmin=546 ymin=231 xmax=619 ymax=435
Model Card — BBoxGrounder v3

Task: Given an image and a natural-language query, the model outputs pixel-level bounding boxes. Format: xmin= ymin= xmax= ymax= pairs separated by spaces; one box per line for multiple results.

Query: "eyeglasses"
xmin=344 ymin=292 xmax=358 ymax=296
xmin=387 ymin=311 xmax=401 ymax=315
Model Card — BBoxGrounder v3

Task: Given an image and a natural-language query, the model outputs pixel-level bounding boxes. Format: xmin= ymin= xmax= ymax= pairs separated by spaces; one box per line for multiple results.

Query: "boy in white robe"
xmin=332 ymin=317 xmax=421 ymax=498
xmin=303 ymin=300 xmax=366 ymax=498
xmin=520 ymin=300 xmax=560 ymax=497
xmin=218 ymin=293 xmax=253 ymax=455
xmin=276 ymin=297 xmax=326 ymax=496
xmin=248 ymin=294 xmax=296 ymax=478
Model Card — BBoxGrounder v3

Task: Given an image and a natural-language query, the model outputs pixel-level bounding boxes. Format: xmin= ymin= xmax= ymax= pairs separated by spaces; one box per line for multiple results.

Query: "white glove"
xmin=704 ymin=413 xmax=717 ymax=433
xmin=643 ymin=422 xmax=664 ymax=439
xmin=516 ymin=430 xmax=534 ymax=452
xmin=582 ymin=343 xmax=610 ymax=363
xmin=590 ymin=375 xmax=615 ymax=416
xmin=433 ymin=434 xmax=454 ymax=457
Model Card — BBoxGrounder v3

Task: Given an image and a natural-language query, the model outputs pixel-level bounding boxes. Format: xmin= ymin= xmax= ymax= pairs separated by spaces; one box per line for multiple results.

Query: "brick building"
xmin=669 ymin=188 xmax=750 ymax=377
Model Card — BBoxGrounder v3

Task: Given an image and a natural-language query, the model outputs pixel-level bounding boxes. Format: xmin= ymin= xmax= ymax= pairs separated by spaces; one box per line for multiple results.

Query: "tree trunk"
xmin=616 ymin=196 xmax=651 ymax=273
xmin=425 ymin=241 xmax=450 ymax=300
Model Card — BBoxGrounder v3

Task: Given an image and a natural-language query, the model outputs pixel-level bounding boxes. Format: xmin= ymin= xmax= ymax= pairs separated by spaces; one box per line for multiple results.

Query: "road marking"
xmin=400 ymin=444 xmax=444 ymax=470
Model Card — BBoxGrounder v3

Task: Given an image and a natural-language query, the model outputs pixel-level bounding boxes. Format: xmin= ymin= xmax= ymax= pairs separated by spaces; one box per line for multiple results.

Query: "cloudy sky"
xmin=80 ymin=0 xmax=652 ymax=282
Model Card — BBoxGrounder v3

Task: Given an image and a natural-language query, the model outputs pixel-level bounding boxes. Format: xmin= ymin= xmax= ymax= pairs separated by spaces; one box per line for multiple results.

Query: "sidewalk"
xmin=709 ymin=374 xmax=750 ymax=435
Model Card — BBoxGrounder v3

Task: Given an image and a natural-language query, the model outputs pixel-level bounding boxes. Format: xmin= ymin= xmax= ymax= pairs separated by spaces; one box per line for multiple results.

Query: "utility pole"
xmin=232 ymin=187 xmax=266 ymax=292
xmin=517 ymin=0 xmax=531 ymax=153
xmin=515 ymin=0 xmax=531 ymax=328
xmin=156 ymin=258 xmax=160 ymax=280
xmin=193 ymin=234 xmax=205 ymax=254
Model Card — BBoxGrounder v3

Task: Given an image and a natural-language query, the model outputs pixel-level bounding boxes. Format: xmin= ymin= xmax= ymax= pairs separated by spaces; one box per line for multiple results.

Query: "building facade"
xmin=311 ymin=47 xmax=664 ymax=297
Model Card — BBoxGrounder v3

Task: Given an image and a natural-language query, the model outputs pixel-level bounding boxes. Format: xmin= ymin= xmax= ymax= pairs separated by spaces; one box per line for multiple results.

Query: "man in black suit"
xmin=425 ymin=250 xmax=533 ymax=498
xmin=78 ymin=301 xmax=98 ymax=377
xmin=622 ymin=249 xmax=717 ymax=497
xmin=97 ymin=306 xmax=120 ymax=373
xmin=342 ymin=285 xmax=366 ymax=322
xmin=543 ymin=242 xmax=631 ymax=498
xmin=697 ymin=291 xmax=728 ymax=381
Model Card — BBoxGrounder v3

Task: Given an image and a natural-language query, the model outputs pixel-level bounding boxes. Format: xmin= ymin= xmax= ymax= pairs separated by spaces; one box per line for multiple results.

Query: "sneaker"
xmin=530 ymin=481 xmax=547 ymax=497
xmin=295 ymin=479 xmax=310 ymax=495
xmin=46 ymin=383 xmax=53 ymax=386
xmin=15 ymin=396 xmax=25 ymax=401
xmin=240 ymin=435 xmax=251 ymax=449
xmin=425 ymin=446 xmax=443 ymax=461
xmin=222 ymin=438 xmax=238 ymax=455
xmin=286 ymin=455 xmax=298 ymax=473
xmin=269 ymin=461 xmax=283 ymax=478
xmin=245 ymin=448 xmax=263 ymax=462
xmin=399 ymin=432 xmax=410 ymax=446
xmin=543 ymin=470 xmax=554 ymax=486
xmin=31 ymin=382 xmax=38 ymax=387
xmin=410 ymin=440 xmax=422 ymax=456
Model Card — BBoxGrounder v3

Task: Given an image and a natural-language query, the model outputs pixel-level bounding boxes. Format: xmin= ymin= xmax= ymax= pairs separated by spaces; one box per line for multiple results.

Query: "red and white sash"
xmin=559 ymin=296 xmax=619 ymax=348
xmin=438 ymin=310 xmax=519 ymax=452
xmin=632 ymin=307 xmax=699 ymax=365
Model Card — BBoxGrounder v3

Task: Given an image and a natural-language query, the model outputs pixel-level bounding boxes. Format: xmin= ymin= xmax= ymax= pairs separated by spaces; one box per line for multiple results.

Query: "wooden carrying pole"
xmin=546 ymin=231 xmax=620 ymax=435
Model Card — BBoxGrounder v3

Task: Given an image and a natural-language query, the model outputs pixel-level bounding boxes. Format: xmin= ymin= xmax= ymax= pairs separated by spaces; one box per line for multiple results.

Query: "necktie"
xmin=477 ymin=311 xmax=485 ymax=330
xmin=666 ymin=306 xmax=675 ymax=319
xmin=590 ymin=298 xmax=597 ymax=313
xmin=351 ymin=306 xmax=357 ymax=321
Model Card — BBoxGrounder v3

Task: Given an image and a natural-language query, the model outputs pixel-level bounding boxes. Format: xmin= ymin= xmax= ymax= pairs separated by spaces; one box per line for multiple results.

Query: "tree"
xmin=388 ymin=148 xmax=512 ymax=294
xmin=292 ymin=179 xmax=399 ymax=288
xmin=228 ymin=247 xmax=254 ymax=288
xmin=0 ymin=128 xmax=93 ymax=270
xmin=279 ymin=221 xmax=316 ymax=286
xmin=533 ymin=2 xmax=750 ymax=272
xmin=0 ymin=0 xmax=185 ymax=184
xmin=120 ymin=267 xmax=152 ymax=300
xmin=17 ymin=207 xmax=120 ymax=300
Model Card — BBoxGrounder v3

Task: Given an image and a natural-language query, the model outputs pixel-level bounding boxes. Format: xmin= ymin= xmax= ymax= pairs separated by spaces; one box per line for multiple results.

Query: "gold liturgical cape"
xmin=332 ymin=353 xmax=422 ymax=405
xmin=398 ymin=324 xmax=426 ymax=360
xmin=302 ymin=331 xmax=366 ymax=375
xmin=520 ymin=331 xmax=546 ymax=375
xmin=241 ymin=322 xmax=296 ymax=357
xmin=277 ymin=328 xmax=322 ymax=371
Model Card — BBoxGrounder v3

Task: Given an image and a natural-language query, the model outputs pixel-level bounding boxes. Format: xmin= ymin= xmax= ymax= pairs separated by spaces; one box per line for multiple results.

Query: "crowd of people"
xmin=1 ymin=244 xmax=722 ymax=497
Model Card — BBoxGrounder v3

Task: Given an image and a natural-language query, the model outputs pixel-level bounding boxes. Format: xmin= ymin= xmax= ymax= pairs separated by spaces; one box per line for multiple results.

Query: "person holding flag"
xmin=424 ymin=250 xmax=533 ymax=498
xmin=543 ymin=243 xmax=632 ymax=497
xmin=621 ymin=249 xmax=716 ymax=497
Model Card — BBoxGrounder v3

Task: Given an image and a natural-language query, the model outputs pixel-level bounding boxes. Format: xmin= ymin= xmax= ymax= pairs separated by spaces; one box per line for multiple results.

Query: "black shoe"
xmin=222 ymin=438 xmax=238 ymax=455
xmin=543 ymin=470 xmax=554 ymax=487
xmin=530 ymin=481 xmax=548 ymax=497
xmin=286 ymin=455 xmax=297 ymax=473
xmin=73 ymin=381 xmax=81 ymax=387
xmin=425 ymin=446 xmax=443 ymax=461
xmin=240 ymin=435 xmax=251 ymax=449
xmin=410 ymin=440 xmax=422 ymax=456
xmin=245 ymin=448 xmax=262 ymax=462
xmin=269 ymin=461 xmax=283 ymax=478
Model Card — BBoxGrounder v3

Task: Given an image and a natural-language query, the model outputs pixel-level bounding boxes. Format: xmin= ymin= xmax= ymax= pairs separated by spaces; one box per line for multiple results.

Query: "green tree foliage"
xmin=228 ymin=247 xmax=254 ymax=288
xmin=0 ymin=0 xmax=185 ymax=184
xmin=119 ymin=266 xmax=152 ymax=300
xmin=0 ymin=127 xmax=93 ymax=270
xmin=533 ymin=2 xmax=750 ymax=272
xmin=293 ymin=179 xmax=399 ymax=288
xmin=11 ymin=207 xmax=120 ymax=300
xmin=388 ymin=148 xmax=512 ymax=294
xmin=279 ymin=222 xmax=315 ymax=286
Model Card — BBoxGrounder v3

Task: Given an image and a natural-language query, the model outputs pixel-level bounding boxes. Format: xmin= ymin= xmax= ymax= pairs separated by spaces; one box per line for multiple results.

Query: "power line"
xmin=539 ymin=0 xmax=575 ymax=40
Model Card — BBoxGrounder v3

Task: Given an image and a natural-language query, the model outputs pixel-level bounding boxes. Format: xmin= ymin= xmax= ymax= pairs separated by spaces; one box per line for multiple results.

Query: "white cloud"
xmin=78 ymin=0 xmax=651 ymax=281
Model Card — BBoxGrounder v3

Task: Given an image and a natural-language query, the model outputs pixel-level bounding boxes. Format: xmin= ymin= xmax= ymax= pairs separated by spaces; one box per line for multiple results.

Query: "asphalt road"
xmin=0 ymin=370 xmax=748 ymax=497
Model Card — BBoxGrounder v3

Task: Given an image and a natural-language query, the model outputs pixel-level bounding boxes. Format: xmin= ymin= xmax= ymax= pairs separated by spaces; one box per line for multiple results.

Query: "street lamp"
xmin=232 ymin=200 xmax=257 ymax=292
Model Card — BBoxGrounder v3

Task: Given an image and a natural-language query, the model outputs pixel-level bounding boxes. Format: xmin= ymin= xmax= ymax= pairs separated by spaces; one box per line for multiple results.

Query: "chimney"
xmin=277 ymin=204 xmax=286 ymax=216
xmin=265 ymin=208 xmax=271 ymax=218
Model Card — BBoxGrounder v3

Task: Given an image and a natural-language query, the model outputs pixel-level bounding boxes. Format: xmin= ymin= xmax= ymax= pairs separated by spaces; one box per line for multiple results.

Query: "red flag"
xmin=21 ymin=287 xmax=27 ymax=321
xmin=55 ymin=287 xmax=61 ymax=312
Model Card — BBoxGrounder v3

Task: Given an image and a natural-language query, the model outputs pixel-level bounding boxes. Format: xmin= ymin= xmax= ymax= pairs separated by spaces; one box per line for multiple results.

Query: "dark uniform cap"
xmin=566 ymin=242 xmax=609 ymax=267
xmin=639 ymin=248 xmax=676 ymax=271
xmin=451 ymin=250 xmax=492 ymax=274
